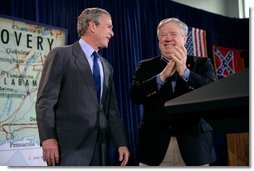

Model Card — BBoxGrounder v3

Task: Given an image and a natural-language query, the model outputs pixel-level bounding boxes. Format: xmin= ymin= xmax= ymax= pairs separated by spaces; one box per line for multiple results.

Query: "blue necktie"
xmin=92 ymin=51 xmax=101 ymax=102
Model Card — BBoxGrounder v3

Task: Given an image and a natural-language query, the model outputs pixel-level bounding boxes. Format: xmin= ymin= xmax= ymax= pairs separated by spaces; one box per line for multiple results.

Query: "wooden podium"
xmin=164 ymin=68 xmax=249 ymax=166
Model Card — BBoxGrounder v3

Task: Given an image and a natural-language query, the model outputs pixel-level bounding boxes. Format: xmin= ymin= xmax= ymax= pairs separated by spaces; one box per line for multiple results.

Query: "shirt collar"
xmin=79 ymin=39 xmax=95 ymax=58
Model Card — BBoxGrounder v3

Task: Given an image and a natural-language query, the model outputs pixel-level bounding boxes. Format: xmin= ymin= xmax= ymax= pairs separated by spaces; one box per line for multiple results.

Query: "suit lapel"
xmin=72 ymin=42 xmax=98 ymax=103
xmin=100 ymin=58 xmax=110 ymax=103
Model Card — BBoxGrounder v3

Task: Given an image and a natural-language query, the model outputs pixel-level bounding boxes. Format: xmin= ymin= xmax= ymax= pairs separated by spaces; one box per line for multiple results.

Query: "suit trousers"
xmin=139 ymin=136 xmax=185 ymax=166
xmin=90 ymin=141 xmax=102 ymax=166
xmin=139 ymin=137 xmax=209 ymax=166
xmin=90 ymin=128 xmax=103 ymax=166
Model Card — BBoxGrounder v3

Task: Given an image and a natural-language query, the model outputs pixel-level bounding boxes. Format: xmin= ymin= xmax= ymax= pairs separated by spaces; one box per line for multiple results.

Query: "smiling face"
xmin=93 ymin=14 xmax=114 ymax=49
xmin=158 ymin=21 xmax=187 ymax=60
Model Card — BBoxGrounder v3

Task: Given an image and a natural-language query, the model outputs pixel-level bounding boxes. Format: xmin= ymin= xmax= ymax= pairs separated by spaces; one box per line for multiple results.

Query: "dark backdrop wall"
xmin=1 ymin=0 xmax=249 ymax=166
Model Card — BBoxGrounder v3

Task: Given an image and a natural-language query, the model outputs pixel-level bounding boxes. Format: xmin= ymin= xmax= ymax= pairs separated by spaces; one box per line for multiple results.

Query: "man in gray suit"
xmin=36 ymin=7 xmax=130 ymax=166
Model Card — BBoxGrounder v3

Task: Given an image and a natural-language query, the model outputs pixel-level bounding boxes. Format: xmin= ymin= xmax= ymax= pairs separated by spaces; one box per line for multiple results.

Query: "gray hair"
xmin=77 ymin=7 xmax=110 ymax=37
xmin=157 ymin=18 xmax=188 ymax=37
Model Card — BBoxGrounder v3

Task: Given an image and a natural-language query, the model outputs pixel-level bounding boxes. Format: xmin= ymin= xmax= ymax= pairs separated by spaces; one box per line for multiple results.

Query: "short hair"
xmin=77 ymin=7 xmax=110 ymax=37
xmin=157 ymin=18 xmax=188 ymax=37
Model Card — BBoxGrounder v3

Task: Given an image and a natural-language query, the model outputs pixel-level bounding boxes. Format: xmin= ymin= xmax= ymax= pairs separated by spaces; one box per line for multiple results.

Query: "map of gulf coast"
xmin=0 ymin=16 xmax=66 ymax=166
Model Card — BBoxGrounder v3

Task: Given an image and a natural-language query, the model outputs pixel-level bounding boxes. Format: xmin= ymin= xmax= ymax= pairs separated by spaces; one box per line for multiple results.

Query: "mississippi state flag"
xmin=213 ymin=45 xmax=244 ymax=79
xmin=185 ymin=27 xmax=207 ymax=57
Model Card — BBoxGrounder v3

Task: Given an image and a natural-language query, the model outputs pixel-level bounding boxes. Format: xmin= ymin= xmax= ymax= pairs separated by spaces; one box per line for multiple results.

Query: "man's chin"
xmin=164 ymin=51 xmax=173 ymax=56
xmin=98 ymin=44 xmax=108 ymax=49
xmin=99 ymin=43 xmax=108 ymax=49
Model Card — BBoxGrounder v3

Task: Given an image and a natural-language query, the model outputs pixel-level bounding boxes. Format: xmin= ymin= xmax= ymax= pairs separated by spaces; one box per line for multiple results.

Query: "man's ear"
xmin=89 ymin=21 xmax=96 ymax=33
xmin=184 ymin=36 xmax=187 ymax=44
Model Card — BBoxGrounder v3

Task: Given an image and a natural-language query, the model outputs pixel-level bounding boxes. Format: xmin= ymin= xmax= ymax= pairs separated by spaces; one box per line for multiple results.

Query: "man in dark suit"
xmin=130 ymin=18 xmax=216 ymax=166
xmin=36 ymin=7 xmax=129 ymax=166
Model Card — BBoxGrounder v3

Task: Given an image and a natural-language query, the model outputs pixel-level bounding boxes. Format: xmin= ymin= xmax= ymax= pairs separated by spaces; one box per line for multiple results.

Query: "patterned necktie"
xmin=92 ymin=51 xmax=101 ymax=102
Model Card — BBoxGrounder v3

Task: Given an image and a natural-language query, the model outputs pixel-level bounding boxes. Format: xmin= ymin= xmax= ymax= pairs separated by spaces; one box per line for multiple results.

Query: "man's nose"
xmin=110 ymin=30 xmax=114 ymax=37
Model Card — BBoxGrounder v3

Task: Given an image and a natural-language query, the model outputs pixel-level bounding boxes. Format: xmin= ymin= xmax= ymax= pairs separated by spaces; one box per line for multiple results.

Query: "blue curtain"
xmin=1 ymin=0 xmax=249 ymax=166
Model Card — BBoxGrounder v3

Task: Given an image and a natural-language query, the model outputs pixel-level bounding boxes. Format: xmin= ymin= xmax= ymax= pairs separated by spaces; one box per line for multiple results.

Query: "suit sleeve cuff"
xmin=156 ymin=74 xmax=166 ymax=90
xmin=181 ymin=68 xmax=190 ymax=82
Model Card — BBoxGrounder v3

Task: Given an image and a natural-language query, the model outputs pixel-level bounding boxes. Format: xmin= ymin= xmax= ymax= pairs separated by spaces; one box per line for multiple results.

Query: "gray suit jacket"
xmin=36 ymin=41 xmax=128 ymax=166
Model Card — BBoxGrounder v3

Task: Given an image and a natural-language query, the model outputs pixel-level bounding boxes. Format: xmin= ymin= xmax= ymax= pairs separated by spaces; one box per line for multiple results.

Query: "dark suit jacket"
xmin=130 ymin=56 xmax=217 ymax=166
xmin=36 ymin=41 xmax=128 ymax=166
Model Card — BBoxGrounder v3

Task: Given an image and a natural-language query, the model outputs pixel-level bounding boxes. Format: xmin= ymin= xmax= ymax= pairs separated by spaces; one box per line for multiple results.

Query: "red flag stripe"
xmin=192 ymin=28 xmax=207 ymax=57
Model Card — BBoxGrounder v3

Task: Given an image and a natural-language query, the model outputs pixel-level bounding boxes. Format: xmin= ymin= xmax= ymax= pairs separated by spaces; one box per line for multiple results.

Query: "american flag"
xmin=185 ymin=27 xmax=208 ymax=57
